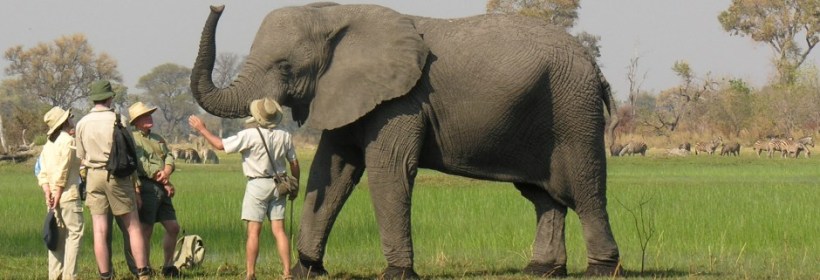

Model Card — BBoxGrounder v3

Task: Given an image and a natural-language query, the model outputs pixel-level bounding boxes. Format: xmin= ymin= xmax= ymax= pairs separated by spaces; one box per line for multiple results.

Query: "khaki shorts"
xmin=137 ymin=178 xmax=177 ymax=224
xmin=241 ymin=178 xmax=286 ymax=222
xmin=85 ymin=169 xmax=137 ymax=216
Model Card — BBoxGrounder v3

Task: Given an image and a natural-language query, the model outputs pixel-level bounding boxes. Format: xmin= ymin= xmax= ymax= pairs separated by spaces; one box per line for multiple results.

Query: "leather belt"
xmin=247 ymin=176 xmax=274 ymax=180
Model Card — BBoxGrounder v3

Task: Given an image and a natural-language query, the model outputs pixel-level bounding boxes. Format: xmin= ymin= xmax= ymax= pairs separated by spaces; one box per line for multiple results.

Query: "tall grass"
xmin=0 ymin=149 xmax=817 ymax=279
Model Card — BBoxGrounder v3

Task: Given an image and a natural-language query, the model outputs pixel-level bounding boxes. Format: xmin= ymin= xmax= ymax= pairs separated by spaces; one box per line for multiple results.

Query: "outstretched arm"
xmin=188 ymin=116 xmax=224 ymax=151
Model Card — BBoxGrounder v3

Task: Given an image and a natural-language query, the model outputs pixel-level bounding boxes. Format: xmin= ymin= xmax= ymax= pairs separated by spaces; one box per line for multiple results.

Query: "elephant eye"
xmin=277 ymin=61 xmax=293 ymax=76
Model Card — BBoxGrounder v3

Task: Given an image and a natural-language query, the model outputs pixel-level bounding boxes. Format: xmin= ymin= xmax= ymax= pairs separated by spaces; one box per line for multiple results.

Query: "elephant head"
xmin=191 ymin=4 xmax=429 ymax=129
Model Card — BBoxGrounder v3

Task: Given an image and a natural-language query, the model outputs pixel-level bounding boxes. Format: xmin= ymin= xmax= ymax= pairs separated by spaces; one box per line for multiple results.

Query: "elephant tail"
xmin=596 ymin=64 xmax=619 ymax=147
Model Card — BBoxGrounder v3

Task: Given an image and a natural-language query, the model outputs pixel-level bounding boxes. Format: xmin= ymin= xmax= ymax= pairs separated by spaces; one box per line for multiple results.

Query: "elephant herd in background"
xmin=172 ymin=147 xmax=219 ymax=164
xmin=610 ymin=136 xmax=814 ymax=158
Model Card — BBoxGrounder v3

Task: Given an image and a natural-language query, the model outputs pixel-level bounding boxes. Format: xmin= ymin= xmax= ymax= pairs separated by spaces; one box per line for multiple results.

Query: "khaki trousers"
xmin=47 ymin=199 xmax=85 ymax=280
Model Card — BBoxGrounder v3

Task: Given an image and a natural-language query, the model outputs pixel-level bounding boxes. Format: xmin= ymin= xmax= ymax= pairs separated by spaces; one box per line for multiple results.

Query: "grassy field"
xmin=0 ymin=148 xmax=818 ymax=279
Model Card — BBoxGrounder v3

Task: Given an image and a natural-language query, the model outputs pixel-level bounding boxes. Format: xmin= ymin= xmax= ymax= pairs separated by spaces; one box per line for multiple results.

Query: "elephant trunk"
xmin=191 ymin=5 xmax=263 ymax=118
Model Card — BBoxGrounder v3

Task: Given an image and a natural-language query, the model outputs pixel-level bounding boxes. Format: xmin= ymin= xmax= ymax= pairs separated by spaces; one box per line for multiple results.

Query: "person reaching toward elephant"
xmin=190 ymin=4 xmax=621 ymax=278
xmin=188 ymin=98 xmax=300 ymax=280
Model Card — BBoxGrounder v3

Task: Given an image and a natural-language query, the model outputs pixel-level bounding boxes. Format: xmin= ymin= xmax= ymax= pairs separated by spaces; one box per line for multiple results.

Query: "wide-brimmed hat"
xmin=88 ymin=80 xmax=116 ymax=102
xmin=128 ymin=102 xmax=158 ymax=125
xmin=44 ymin=106 xmax=71 ymax=135
xmin=245 ymin=98 xmax=283 ymax=129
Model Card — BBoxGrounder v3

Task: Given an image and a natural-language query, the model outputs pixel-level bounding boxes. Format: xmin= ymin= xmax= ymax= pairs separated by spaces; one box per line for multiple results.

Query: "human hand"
xmin=43 ymin=185 xmax=53 ymax=208
xmin=51 ymin=190 xmax=62 ymax=209
xmin=154 ymin=170 xmax=168 ymax=184
xmin=187 ymin=116 xmax=205 ymax=132
xmin=164 ymin=184 xmax=175 ymax=198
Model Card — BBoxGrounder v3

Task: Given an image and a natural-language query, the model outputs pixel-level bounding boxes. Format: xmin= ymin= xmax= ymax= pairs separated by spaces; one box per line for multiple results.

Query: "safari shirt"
xmin=223 ymin=127 xmax=297 ymax=178
xmin=37 ymin=131 xmax=81 ymax=202
xmin=75 ymin=107 xmax=140 ymax=188
xmin=132 ymin=130 xmax=175 ymax=179
xmin=75 ymin=107 xmax=118 ymax=169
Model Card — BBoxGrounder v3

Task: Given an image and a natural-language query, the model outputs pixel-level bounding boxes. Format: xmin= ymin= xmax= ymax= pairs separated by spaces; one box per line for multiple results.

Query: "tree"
xmin=643 ymin=61 xmax=716 ymax=135
xmin=707 ymin=79 xmax=754 ymax=137
xmin=486 ymin=0 xmax=602 ymax=61
xmin=718 ymin=0 xmax=820 ymax=85
xmin=136 ymin=63 xmax=199 ymax=139
xmin=3 ymin=33 xmax=122 ymax=109
xmin=0 ymin=80 xmax=49 ymax=153
xmin=487 ymin=0 xmax=580 ymax=29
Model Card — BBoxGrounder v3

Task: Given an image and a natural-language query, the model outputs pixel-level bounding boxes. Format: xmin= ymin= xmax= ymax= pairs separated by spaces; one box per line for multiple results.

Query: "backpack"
xmin=106 ymin=113 xmax=138 ymax=178
xmin=173 ymin=234 xmax=205 ymax=269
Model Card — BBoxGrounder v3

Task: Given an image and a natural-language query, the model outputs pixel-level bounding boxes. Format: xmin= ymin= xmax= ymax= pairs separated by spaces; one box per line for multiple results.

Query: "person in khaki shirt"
xmin=75 ymin=80 xmax=151 ymax=280
xmin=128 ymin=102 xmax=182 ymax=277
xmin=37 ymin=106 xmax=83 ymax=280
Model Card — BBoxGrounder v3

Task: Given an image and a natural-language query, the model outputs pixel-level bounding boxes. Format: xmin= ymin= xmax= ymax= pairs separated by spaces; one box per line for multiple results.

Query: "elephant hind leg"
xmin=514 ymin=183 xmax=568 ymax=277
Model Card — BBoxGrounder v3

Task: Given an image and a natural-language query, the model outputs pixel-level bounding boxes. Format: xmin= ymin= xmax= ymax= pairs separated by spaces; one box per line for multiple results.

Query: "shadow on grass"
xmin=322 ymin=267 xmax=716 ymax=279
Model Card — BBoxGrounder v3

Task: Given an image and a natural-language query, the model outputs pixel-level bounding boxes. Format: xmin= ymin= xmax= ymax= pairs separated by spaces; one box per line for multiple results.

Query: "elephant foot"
xmin=381 ymin=266 xmax=419 ymax=280
xmin=584 ymin=262 xmax=623 ymax=277
xmin=522 ymin=262 xmax=567 ymax=278
xmin=291 ymin=259 xmax=328 ymax=279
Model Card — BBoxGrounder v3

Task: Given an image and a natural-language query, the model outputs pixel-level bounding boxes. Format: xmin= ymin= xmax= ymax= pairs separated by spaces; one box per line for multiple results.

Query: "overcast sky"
xmin=1 ymin=0 xmax=817 ymax=101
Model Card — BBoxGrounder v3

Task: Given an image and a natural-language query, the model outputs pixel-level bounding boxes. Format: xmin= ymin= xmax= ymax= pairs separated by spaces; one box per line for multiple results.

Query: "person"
xmin=75 ymin=80 xmax=152 ymax=280
xmin=128 ymin=101 xmax=181 ymax=277
xmin=188 ymin=97 xmax=299 ymax=280
xmin=37 ymin=106 xmax=83 ymax=280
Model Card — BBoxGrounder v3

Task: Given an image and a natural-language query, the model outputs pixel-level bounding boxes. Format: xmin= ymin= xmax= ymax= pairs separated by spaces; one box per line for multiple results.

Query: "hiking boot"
xmin=137 ymin=266 xmax=153 ymax=280
xmin=162 ymin=266 xmax=181 ymax=277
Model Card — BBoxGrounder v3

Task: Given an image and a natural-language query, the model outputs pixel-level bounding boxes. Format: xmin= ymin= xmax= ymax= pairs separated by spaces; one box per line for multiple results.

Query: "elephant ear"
xmin=310 ymin=5 xmax=428 ymax=130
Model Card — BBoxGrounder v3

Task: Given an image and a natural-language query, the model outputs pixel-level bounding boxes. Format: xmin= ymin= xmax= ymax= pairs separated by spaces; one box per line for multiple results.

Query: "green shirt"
xmin=132 ymin=130 xmax=175 ymax=178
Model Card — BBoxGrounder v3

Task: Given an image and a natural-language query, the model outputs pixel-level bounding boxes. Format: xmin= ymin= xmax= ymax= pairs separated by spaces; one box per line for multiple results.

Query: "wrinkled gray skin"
xmin=191 ymin=3 xmax=620 ymax=278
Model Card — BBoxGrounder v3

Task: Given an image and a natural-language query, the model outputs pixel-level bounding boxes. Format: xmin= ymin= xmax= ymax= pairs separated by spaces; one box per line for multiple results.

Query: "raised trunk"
xmin=191 ymin=5 xmax=264 ymax=118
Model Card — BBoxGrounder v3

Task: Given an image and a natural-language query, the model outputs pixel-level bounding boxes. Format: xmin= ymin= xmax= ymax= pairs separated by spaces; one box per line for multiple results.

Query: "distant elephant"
xmin=618 ymin=141 xmax=647 ymax=156
xmin=191 ymin=4 xmax=621 ymax=278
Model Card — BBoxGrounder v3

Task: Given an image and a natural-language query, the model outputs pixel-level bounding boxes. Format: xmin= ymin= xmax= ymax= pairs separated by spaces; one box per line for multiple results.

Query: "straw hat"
xmin=128 ymin=102 xmax=158 ymax=125
xmin=44 ymin=106 xmax=71 ymax=135
xmin=245 ymin=98 xmax=283 ymax=129
xmin=88 ymin=80 xmax=116 ymax=101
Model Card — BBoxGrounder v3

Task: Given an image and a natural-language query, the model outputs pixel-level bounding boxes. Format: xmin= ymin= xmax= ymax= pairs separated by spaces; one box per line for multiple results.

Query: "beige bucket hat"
xmin=245 ymin=98 xmax=283 ymax=129
xmin=44 ymin=106 xmax=71 ymax=135
xmin=128 ymin=102 xmax=158 ymax=125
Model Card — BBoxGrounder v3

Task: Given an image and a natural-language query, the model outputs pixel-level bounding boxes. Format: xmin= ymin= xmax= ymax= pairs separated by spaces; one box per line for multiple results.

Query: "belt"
xmin=247 ymin=176 xmax=274 ymax=180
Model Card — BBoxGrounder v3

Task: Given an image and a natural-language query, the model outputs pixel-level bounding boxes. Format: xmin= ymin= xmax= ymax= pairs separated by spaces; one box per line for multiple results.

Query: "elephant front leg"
xmin=294 ymin=132 xmax=365 ymax=278
xmin=515 ymin=183 xmax=569 ymax=278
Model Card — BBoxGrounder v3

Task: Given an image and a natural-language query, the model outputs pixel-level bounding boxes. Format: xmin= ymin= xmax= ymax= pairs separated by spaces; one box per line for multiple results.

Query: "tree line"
xmin=1 ymin=0 xmax=817 ymax=154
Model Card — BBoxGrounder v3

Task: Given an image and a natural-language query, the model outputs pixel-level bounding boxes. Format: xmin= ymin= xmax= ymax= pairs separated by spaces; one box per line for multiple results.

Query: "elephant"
xmin=190 ymin=4 xmax=621 ymax=278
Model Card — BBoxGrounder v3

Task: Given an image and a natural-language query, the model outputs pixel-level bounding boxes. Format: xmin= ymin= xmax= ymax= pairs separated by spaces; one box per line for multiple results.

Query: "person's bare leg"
xmin=120 ymin=211 xmax=149 ymax=269
xmin=161 ymin=220 xmax=180 ymax=267
xmin=92 ymin=214 xmax=112 ymax=275
xmin=271 ymin=219 xmax=291 ymax=278
xmin=246 ymin=221 xmax=263 ymax=279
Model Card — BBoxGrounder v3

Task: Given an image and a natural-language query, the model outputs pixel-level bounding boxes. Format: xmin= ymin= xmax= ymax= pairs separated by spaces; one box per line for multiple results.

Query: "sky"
xmin=1 ymin=0 xmax=817 ymax=102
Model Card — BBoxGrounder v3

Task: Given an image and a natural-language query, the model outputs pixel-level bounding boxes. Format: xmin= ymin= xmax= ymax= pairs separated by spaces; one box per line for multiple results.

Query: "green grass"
xmin=1 ymin=149 xmax=818 ymax=279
